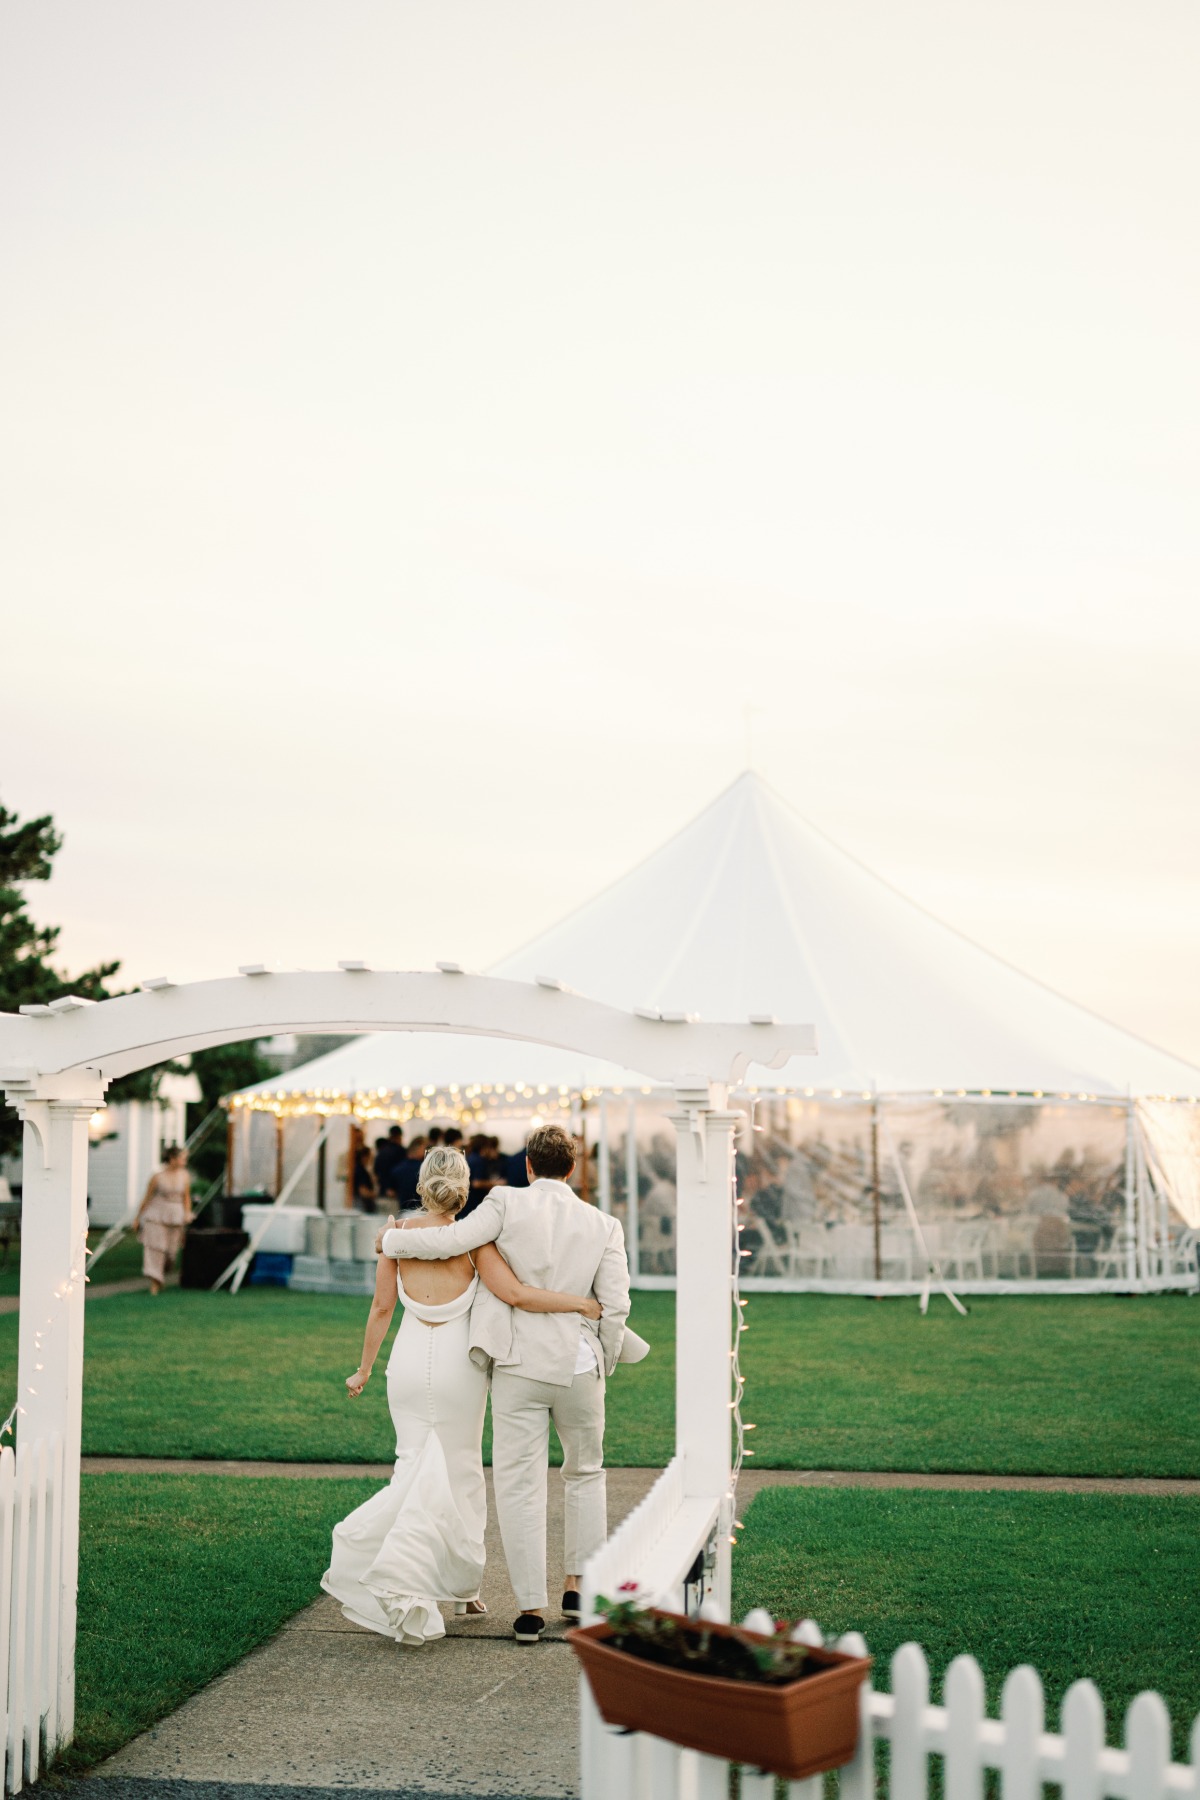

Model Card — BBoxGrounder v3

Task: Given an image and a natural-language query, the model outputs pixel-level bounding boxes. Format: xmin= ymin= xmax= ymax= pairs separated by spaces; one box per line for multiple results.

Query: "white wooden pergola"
xmin=0 ymin=969 xmax=814 ymax=1792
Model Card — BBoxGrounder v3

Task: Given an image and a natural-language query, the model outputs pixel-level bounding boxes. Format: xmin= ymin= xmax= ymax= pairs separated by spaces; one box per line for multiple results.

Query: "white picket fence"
xmin=583 ymin=1456 xmax=723 ymax=1616
xmin=0 ymin=1437 xmax=65 ymax=1796
xmin=580 ymin=1621 xmax=1200 ymax=1800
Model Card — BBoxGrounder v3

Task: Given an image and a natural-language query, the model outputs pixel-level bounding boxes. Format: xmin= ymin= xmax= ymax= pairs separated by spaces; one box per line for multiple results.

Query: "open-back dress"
xmin=322 ymin=1270 xmax=488 ymax=1646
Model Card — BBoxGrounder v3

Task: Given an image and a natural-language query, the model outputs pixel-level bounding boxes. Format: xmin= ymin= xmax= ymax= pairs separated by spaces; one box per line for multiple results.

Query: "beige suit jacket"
xmin=380 ymin=1181 xmax=631 ymax=1386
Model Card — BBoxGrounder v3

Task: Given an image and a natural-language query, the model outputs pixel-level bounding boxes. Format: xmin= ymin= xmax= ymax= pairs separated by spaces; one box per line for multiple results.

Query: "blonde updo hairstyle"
xmin=417 ymin=1146 xmax=470 ymax=1216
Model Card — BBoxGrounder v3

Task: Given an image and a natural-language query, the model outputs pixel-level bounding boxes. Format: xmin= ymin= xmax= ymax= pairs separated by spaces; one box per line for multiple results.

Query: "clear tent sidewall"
xmin=619 ymin=1088 xmax=1198 ymax=1294
xmin=243 ymin=1080 xmax=1199 ymax=1292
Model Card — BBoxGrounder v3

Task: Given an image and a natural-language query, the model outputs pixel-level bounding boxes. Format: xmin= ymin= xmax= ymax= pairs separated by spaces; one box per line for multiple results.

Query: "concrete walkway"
xmin=80 ymin=1456 xmax=1200 ymax=1497
xmin=0 ymin=1274 xmax=155 ymax=1315
xmin=88 ymin=1468 xmax=663 ymax=1800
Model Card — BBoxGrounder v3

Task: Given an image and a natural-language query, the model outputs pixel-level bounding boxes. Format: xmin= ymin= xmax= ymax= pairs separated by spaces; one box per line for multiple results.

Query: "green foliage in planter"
xmin=595 ymin=1594 xmax=812 ymax=1686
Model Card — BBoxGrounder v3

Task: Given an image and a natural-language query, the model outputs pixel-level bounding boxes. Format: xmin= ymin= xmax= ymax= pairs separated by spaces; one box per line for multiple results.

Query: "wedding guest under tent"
xmin=228 ymin=774 xmax=1200 ymax=1294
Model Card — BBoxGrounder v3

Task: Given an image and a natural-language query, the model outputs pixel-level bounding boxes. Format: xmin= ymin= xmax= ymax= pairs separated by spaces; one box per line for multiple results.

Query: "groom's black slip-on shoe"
xmin=513 ymin=1612 xmax=545 ymax=1643
xmin=561 ymin=1590 xmax=582 ymax=1622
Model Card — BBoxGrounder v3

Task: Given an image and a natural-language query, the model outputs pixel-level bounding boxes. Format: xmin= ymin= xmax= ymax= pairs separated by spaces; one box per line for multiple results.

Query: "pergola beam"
xmin=0 ymin=970 xmax=815 ymax=1087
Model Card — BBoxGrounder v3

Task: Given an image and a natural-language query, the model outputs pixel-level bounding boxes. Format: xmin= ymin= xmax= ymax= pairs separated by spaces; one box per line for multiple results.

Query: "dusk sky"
xmin=4 ymin=2 xmax=1198 ymax=1063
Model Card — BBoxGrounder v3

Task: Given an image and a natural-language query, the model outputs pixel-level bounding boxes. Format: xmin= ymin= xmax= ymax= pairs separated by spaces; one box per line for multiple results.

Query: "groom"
xmin=378 ymin=1123 xmax=631 ymax=1643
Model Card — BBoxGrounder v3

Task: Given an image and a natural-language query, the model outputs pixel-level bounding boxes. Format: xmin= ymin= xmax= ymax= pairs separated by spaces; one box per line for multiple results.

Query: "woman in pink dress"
xmin=135 ymin=1145 xmax=193 ymax=1295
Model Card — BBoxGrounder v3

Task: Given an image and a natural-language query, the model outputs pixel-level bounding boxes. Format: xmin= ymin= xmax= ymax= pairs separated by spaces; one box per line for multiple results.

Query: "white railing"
xmin=0 ymin=1436 xmax=65 ymax=1796
xmin=582 ymin=1457 xmax=722 ymax=1619
xmin=580 ymin=1619 xmax=1200 ymax=1800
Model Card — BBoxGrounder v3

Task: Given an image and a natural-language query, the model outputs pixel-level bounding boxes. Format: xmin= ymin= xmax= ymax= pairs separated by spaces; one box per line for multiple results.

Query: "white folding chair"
xmin=942 ymin=1222 xmax=988 ymax=1281
xmin=782 ymin=1223 xmax=836 ymax=1278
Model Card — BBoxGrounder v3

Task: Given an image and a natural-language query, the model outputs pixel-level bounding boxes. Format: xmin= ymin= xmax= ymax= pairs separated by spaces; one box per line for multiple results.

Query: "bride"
xmin=322 ymin=1145 xmax=601 ymax=1646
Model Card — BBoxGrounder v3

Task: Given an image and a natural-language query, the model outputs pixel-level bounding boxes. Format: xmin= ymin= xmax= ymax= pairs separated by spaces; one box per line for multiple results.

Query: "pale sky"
xmin=3 ymin=2 xmax=1198 ymax=1062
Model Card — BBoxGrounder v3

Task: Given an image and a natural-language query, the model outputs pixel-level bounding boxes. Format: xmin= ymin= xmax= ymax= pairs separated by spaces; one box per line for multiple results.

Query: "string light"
xmin=727 ymin=1097 xmax=756 ymax=1548
xmin=1 ymin=1222 xmax=88 ymax=1445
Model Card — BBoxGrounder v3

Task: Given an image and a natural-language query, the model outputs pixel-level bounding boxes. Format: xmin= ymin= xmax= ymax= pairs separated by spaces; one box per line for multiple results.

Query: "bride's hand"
xmin=346 ymin=1368 xmax=369 ymax=1398
xmin=579 ymin=1296 xmax=602 ymax=1320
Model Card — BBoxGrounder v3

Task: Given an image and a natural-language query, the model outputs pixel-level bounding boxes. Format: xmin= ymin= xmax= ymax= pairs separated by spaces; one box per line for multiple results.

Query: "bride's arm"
xmin=473 ymin=1242 xmax=602 ymax=1318
xmin=346 ymin=1253 xmax=399 ymax=1397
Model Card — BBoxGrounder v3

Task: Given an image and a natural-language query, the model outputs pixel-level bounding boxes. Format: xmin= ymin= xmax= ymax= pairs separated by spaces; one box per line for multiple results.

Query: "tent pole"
xmin=346 ymin=1117 xmax=361 ymax=1212
xmin=274 ymin=1113 xmax=284 ymax=1199
xmin=871 ymin=1094 xmax=882 ymax=1281
xmin=578 ymin=1093 xmax=591 ymax=1205
xmin=878 ymin=1110 xmax=966 ymax=1316
xmin=1134 ymin=1120 xmax=1151 ymax=1288
xmin=225 ymin=1110 xmax=236 ymax=1198
xmin=626 ymin=1094 xmax=640 ymax=1282
xmin=597 ymin=1093 xmax=611 ymax=1214
xmin=1123 ymin=1096 xmax=1138 ymax=1287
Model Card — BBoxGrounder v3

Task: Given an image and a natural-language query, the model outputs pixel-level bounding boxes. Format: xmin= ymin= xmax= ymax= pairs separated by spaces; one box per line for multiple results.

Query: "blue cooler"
xmin=248 ymin=1251 xmax=294 ymax=1287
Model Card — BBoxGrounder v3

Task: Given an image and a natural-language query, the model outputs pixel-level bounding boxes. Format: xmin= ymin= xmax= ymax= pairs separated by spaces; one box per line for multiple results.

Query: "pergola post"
xmin=671 ymin=1081 xmax=738 ymax=1615
xmin=4 ymin=1069 xmax=106 ymax=1759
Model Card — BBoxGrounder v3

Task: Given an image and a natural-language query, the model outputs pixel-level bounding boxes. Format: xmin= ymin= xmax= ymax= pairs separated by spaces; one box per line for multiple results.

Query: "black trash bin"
xmin=209 ymin=1191 xmax=272 ymax=1233
xmin=181 ymin=1227 xmax=249 ymax=1289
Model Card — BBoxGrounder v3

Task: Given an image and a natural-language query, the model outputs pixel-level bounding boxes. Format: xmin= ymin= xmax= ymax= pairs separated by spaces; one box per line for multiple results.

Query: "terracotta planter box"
xmin=568 ymin=1612 xmax=872 ymax=1780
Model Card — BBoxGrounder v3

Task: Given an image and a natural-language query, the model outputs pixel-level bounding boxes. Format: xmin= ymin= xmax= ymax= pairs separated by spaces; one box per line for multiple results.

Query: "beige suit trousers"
xmin=490 ymin=1367 xmax=607 ymax=1613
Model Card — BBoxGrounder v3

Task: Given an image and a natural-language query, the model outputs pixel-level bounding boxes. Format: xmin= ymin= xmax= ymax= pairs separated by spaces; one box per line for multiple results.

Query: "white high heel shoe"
xmin=453 ymin=1599 xmax=488 ymax=1616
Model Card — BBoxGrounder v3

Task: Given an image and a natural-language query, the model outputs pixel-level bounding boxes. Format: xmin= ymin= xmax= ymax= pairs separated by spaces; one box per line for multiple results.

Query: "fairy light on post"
xmin=726 ymin=1096 xmax=760 ymax=1550
xmin=0 ymin=1219 xmax=90 ymax=1445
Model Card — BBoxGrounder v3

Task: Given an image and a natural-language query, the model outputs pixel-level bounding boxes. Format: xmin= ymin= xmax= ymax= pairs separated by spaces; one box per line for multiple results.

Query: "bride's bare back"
xmin=393 ymin=1213 xmax=475 ymax=1310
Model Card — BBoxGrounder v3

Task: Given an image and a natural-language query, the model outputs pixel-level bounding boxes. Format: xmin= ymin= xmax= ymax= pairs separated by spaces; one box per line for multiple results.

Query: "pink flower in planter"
xmin=618 ymin=1581 xmax=639 ymax=1593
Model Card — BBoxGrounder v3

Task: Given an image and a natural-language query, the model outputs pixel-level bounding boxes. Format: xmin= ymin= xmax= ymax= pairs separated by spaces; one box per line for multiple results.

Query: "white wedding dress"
xmin=322 ymin=1272 xmax=488 ymax=1646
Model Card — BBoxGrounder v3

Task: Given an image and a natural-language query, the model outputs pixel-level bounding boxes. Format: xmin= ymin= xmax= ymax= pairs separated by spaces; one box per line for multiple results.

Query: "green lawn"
xmin=68 ymin=1473 xmax=377 ymax=1773
xmin=0 ymin=1288 xmax=1195 ymax=1473
xmin=731 ymin=1487 xmax=1200 ymax=1759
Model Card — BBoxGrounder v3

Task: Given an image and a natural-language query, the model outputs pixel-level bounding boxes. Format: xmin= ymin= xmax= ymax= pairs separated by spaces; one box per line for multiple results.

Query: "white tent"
xmin=238 ymin=772 xmax=1199 ymax=1103
xmin=230 ymin=774 xmax=1200 ymax=1280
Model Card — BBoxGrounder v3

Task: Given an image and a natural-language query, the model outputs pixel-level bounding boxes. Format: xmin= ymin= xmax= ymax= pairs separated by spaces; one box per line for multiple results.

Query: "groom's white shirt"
xmin=381 ymin=1180 xmax=630 ymax=1386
